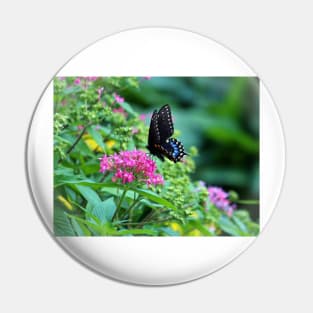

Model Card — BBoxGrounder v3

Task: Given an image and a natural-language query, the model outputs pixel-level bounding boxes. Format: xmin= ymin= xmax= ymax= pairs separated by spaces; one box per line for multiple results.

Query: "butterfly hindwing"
xmin=160 ymin=138 xmax=187 ymax=163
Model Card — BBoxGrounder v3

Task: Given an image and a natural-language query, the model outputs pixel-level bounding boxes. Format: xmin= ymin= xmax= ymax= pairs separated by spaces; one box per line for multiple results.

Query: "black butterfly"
xmin=147 ymin=104 xmax=187 ymax=162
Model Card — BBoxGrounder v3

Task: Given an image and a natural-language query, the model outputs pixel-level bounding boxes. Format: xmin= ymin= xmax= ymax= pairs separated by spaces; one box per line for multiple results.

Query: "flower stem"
xmin=65 ymin=122 xmax=92 ymax=155
xmin=128 ymin=196 xmax=142 ymax=227
xmin=99 ymin=172 xmax=109 ymax=183
xmin=113 ymin=188 xmax=128 ymax=221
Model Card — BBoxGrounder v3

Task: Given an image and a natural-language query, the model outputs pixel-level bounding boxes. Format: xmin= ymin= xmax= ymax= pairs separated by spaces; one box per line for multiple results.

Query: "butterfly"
xmin=147 ymin=104 xmax=187 ymax=162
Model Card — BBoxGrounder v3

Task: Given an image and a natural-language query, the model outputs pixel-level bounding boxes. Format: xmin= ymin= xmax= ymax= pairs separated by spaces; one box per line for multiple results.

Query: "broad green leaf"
xmin=118 ymin=101 xmax=136 ymax=116
xmin=218 ymin=215 xmax=243 ymax=236
xmin=232 ymin=215 xmax=248 ymax=234
xmin=139 ymin=199 xmax=163 ymax=209
xmin=71 ymin=218 xmax=88 ymax=236
xmin=80 ymin=163 xmax=101 ymax=175
xmin=91 ymin=197 xmax=116 ymax=223
xmin=134 ymin=188 xmax=178 ymax=211
xmin=67 ymin=214 xmax=102 ymax=235
xmin=54 ymin=207 xmax=76 ymax=236
xmin=75 ymin=185 xmax=101 ymax=207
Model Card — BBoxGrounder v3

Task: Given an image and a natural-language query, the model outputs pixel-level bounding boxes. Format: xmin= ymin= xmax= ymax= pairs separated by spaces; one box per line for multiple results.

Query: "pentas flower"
xmin=131 ymin=127 xmax=139 ymax=134
xmin=208 ymin=186 xmax=236 ymax=217
xmin=139 ymin=114 xmax=146 ymax=121
xmin=97 ymin=87 xmax=104 ymax=101
xmin=100 ymin=150 xmax=164 ymax=186
xmin=113 ymin=107 xmax=127 ymax=118
xmin=86 ymin=76 xmax=98 ymax=81
xmin=113 ymin=92 xmax=124 ymax=103
xmin=74 ymin=77 xmax=81 ymax=85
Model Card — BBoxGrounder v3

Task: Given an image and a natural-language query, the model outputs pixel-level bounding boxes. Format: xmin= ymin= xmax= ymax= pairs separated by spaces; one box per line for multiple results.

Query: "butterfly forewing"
xmin=148 ymin=110 xmax=161 ymax=147
xmin=157 ymin=104 xmax=174 ymax=142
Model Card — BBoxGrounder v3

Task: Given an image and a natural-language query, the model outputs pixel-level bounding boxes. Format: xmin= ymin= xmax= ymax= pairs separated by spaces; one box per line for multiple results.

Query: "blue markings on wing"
xmin=170 ymin=141 xmax=180 ymax=157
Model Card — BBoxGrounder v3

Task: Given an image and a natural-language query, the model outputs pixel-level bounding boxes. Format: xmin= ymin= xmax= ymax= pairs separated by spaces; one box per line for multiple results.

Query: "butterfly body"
xmin=147 ymin=104 xmax=187 ymax=163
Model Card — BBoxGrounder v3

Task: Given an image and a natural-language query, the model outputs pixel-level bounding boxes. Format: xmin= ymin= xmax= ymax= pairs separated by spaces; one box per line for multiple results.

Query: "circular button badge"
xmin=26 ymin=28 xmax=285 ymax=285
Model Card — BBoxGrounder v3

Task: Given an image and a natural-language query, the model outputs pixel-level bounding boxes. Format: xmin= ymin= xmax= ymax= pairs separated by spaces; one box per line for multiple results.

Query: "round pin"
xmin=26 ymin=28 xmax=285 ymax=285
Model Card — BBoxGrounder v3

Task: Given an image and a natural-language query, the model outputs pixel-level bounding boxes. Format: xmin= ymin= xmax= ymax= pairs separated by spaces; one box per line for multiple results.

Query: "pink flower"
xmin=74 ymin=77 xmax=81 ymax=85
xmin=143 ymin=76 xmax=151 ymax=80
xmin=113 ymin=92 xmax=124 ymax=104
xmin=208 ymin=186 xmax=236 ymax=216
xmin=97 ymin=87 xmax=104 ymax=101
xmin=139 ymin=114 xmax=146 ymax=121
xmin=77 ymin=125 xmax=84 ymax=131
xmin=86 ymin=76 xmax=98 ymax=81
xmin=131 ymin=127 xmax=139 ymax=134
xmin=100 ymin=150 xmax=164 ymax=186
xmin=113 ymin=107 xmax=127 ymax=118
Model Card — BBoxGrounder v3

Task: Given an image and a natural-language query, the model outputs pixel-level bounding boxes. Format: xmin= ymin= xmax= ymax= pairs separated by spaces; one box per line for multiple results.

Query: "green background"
xmin=123 ymin=77 xmax=259 ymax=220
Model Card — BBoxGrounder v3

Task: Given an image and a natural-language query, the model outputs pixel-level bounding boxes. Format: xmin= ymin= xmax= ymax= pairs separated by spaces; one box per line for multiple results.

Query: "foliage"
xmin=54 ymin=76 xmax=259 ymax=236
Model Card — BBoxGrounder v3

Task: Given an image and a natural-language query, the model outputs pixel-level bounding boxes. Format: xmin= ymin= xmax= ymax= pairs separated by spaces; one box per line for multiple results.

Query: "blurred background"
xmin=122 ymin=77 xmax=259 ymax=220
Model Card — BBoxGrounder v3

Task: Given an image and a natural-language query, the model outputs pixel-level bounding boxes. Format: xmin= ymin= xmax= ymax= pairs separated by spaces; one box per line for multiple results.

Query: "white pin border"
xmin=26 ymin=28 xmax=285 ymax=285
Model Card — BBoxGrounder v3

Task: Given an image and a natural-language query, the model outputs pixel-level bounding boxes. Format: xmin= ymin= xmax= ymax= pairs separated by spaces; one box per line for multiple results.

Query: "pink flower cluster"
xmin=208 ymin=186 xmax=236 ymax=217
xmin=113 ymin=92 xmax=124 ymax=103
xmin=73 ymin=77 xmax=98 ymax=85
xmin=112 ymin=107 xmax=127 ymax=117
xmin=100 ymin=150 xmax=164 ymax=186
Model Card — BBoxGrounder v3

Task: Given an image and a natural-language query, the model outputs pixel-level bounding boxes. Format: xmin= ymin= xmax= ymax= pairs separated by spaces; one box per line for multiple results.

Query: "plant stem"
xmin=127 ymin=196 xmax=142 ymax=228
xmin=121 ymin=218 xmax=172 ymax=227
xmin=99 ymin=172 xmax=109 ymax=182
xmin=113 ymin=188 xmax=128 ymax=221
xmin=65 ymin=122 xmax=92 ymax=155
xmin=236 ymin=200 xmax=259 ymax=205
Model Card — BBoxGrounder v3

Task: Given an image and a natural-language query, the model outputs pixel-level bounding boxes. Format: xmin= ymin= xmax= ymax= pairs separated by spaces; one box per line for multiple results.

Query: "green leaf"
xmin=67 ymin=214 xmax=102 ymax=235
xmin=75 ymin=185 xmax=101 ymax=207
xmin=54 ymin=207 xmax=76 ymax=236
xmin=87 ymin=126 xmax=105 ymax=151
xmin=134 ymin=188 xmax=178 ymax=211
xmin=54 ymin=135 xmax=73 ymax=145
xmin=159 ymin=227 xmax=180 ymax=236
xmin=218 ymin=215 xmax=243 ymax=236
xmin=236 ymin=199 xmax=259 ymax=205
xmin=117 ymin=228 xmax=158 ymax=236
xmin=91 ymin=197 xmax=116 ymax=223
xmin=71 ymin=218 xmax=90 ymax=236
xmin=101 ymin=186 xmax=136 ymax=200
xmin=118 ymin=101 xmax=136 ymax=116
xmin=232 ymin=216 xmax=248 ymax=234
xmin=139 ymin=199 xmax=163 ymax=209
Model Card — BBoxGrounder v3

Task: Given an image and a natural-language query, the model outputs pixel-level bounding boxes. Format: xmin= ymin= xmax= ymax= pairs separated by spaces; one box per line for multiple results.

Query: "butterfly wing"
xmin=157 ymin=104 xmax=174 ymax=142
xmin=148 ymin=109 xmax=161 ymax=147
xmin=147 ymin=105 xmax=187 ymax=162
xmin=160 ymin=138 xmax=187 ymax=163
